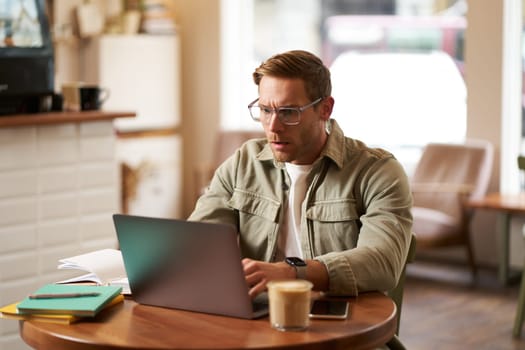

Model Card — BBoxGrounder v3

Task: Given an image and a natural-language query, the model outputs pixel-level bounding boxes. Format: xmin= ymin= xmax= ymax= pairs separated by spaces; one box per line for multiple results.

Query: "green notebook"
xmin=17 ymin=284 xmax=122 ymax=317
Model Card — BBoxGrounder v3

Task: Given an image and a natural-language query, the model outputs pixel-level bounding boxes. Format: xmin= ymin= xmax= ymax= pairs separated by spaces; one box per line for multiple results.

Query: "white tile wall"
xmin=0 ymin=120 xmax=120 ymax=350
xmin=0 ymin=128 xmax=37 ymax=172
xmin=39 ymin=166 xmax=77 ymax=193
xmin=0 ymin=225 xmax=37 ymax=254
xmin=0 ymin=170 xmax=38 ymax=198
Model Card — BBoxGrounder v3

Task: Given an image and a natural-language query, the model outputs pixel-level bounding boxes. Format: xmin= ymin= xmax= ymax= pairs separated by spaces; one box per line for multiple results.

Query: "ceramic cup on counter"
xmin=62 ymin=82 xmax=110 ymax=111
xmin=79 ymin=86 xmax=110 ymax=111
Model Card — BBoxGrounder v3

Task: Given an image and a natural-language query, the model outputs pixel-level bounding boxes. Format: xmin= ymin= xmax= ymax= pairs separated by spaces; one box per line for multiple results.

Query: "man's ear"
xmin=320 ymin=96 xmax=335 ymax=121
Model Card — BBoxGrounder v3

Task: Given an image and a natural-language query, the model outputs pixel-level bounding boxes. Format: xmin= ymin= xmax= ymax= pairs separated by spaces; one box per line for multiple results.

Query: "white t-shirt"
xmin=275 ymin=162 xmax=312 ymax=260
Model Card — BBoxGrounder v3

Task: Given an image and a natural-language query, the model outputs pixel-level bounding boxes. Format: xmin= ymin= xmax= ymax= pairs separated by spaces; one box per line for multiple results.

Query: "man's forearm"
xmin=305 ymin=259 xmax=329 ymax=291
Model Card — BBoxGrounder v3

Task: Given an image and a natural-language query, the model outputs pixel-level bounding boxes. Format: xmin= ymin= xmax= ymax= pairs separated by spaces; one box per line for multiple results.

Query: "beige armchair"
xmin=410 ymin=140 xmax=494 ymax=277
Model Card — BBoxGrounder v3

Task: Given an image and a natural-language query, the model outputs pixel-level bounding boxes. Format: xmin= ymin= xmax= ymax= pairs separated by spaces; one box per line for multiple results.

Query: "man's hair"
xmin=252 ymin=50 xmax=331 ymax=101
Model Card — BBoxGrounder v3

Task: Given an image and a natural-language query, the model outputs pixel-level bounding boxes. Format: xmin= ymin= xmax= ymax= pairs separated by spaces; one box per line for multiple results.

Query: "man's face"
xmin=258 ymin=76 xmax=331 ymax=165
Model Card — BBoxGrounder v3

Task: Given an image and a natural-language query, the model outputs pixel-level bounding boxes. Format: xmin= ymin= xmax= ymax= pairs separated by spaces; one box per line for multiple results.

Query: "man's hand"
xmin=242 ymin=258 xmax=330 ymax=298
xmin=242 ymin=258 xmax=295 ymax=298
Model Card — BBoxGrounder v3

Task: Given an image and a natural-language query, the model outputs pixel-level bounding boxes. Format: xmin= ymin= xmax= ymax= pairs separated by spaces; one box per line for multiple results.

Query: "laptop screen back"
xmin=113 ymin=214 xmax=260 ymax=318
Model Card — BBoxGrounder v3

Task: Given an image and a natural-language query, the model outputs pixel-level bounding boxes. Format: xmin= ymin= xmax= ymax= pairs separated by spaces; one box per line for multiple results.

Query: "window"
xmin=221 ymin=0 xmax=468 ymax=175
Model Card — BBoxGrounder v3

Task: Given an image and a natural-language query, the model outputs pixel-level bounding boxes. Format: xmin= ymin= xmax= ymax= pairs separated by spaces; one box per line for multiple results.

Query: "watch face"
xmin=285 ymin=257 xmax=307 ymax=267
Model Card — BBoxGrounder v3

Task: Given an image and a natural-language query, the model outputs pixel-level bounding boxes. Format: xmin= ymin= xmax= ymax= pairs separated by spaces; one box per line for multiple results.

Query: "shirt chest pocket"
xmin=306 ymin=199 xmax=360 ymax=254
xmin=228 ymin=189 xmax=281 ymax=222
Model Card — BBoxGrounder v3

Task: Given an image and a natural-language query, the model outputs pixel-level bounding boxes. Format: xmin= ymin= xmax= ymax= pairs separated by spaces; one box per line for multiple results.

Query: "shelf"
xmin=0 ymin=110 xmax=136 ymax=128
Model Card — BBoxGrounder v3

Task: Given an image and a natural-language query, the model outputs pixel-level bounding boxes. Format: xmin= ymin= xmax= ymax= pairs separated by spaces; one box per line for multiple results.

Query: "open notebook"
xmin=112 ymin=214 xmax=268 ymax=319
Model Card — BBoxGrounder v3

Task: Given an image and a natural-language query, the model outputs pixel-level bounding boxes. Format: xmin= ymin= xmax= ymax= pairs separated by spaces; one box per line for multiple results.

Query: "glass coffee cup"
xmin=267 ymin=280 xmax=313 ymax=331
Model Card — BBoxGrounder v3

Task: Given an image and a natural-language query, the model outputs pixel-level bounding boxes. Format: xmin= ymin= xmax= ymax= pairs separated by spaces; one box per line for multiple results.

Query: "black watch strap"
xmin=285 ymin=257 xmax=307 ymax=280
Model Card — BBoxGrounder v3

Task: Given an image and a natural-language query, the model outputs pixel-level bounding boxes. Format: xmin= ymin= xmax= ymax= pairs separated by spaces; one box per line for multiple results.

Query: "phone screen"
xmin=309 ymin=300 xmax=349 ymax=319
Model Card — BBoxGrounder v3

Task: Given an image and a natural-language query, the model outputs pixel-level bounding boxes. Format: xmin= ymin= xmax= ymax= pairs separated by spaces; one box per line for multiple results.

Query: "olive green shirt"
xmin=189 ymin=119 xmax=413 ymax=296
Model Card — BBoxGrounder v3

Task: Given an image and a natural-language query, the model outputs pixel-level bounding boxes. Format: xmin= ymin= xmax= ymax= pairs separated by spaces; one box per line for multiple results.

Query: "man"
xmin=189 ymin=50 xmax=412 ymax=298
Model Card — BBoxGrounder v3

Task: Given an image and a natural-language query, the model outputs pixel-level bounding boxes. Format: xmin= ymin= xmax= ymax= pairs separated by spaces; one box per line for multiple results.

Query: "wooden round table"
xmin=20 ymin=292 xmax=396 ymax=350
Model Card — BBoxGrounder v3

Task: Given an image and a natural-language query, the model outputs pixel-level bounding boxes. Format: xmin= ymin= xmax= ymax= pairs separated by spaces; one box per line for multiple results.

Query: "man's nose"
xmin=267 ymin=110 xmax=285 ymax=132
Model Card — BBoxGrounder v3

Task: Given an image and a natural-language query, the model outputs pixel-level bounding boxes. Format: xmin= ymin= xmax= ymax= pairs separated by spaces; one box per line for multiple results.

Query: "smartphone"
xmin=309 ymin=300 xmax=349 ymax=319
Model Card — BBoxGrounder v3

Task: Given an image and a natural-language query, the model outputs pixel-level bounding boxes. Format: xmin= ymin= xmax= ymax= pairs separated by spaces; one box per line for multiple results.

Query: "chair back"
xmin=518 ymin=155 xmax=525 ymax=191
xmin=193 ymin=130 xmax=265 ymax=202
xmin=387 ymin=232 xmax=417 ymax=336
xmin=212 ymin=130 xmax=265 ymax=168
xmin=411 ymin=140 xmax=493 ymax=220
xmin=518 ymin=155 xmax=525 ymax=170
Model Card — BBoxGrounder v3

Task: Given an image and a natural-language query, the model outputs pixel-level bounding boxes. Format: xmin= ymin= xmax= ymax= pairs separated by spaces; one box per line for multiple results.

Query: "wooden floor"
xmin=397 ymin=261 xmax=525 ymax=350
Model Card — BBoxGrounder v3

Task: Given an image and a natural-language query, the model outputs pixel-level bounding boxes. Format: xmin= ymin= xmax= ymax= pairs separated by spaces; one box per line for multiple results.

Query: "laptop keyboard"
xmin=252 ymin=301 xmax=268 ymax=312
xmin=252 ymin=291 xmax=269 ymax=313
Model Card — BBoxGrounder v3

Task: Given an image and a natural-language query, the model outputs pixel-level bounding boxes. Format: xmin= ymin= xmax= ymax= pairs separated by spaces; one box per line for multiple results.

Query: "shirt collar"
xmin=320 ymin=119 xmax=345 ymax=169
xmin=256 ymin=119 xmax=345 ymax=169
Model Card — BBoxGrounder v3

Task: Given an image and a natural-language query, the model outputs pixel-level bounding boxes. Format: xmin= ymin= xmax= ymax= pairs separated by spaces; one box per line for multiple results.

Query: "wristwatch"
xmin=285 ymin=257 xmax=307 ymax=280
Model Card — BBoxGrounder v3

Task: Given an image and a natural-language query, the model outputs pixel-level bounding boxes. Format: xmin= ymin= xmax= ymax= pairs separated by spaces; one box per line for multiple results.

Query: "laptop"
xmin=112 ymin=214 xmax=268 ymax=319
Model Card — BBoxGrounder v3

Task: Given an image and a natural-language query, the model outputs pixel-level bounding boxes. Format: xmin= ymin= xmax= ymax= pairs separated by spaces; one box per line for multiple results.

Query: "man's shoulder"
xmin=239 ymin=137 xmax=273 ymax=160
xmin=345 ymin=137 xmax=394 ymax=160
xmin=221 ymin=137 xmax=271 ymax=165
xmin=325 ymin=120 xmax=395 ymax=166
xmin=242 ymin=137 xmax=267 ymax=149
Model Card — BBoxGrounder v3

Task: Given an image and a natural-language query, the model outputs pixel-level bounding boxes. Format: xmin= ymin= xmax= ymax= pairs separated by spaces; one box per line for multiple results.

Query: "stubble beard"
xmin=271 ymin=150 xmax=291 ymax=163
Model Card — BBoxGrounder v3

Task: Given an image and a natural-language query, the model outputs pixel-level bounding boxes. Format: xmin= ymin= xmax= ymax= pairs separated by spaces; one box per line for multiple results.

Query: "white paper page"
xmin=58 ymin=248 xmax=127 ymax=284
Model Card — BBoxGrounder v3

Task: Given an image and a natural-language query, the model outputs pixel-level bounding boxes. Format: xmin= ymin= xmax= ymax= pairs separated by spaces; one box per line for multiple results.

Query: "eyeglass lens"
xmin=250 ymin=107 xmax=300 ymax=125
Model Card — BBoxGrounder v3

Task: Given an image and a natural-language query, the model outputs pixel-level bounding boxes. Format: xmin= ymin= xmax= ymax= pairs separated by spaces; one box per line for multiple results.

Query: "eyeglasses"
xmin=248 ymin=97 xmax=323 ymax=126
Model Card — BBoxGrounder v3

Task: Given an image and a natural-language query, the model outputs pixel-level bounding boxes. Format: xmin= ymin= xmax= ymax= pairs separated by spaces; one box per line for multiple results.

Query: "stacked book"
xmin=0 ymin=284 xmax=123 ymax=324
xmin=140 ymin=0 xmax=177 ymax=34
